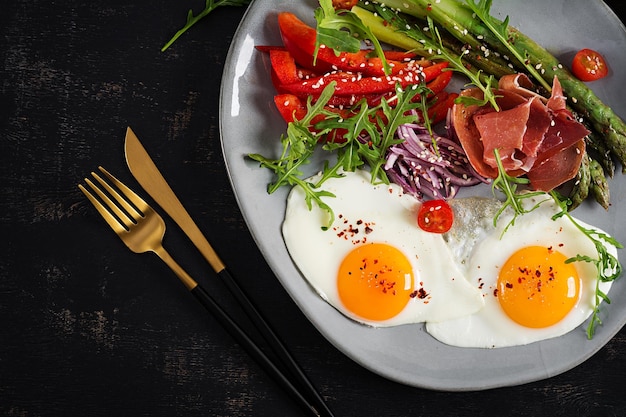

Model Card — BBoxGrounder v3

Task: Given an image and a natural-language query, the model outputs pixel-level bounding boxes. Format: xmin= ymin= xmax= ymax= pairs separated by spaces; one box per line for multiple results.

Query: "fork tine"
xmin=98 ymin=166 xmax=151 ymax=214
xmin=90 ymin=169 xmax=144 ymax=223
xmin=78 ymin=183 xmax=128 ymax=235
xmin=84 ymin=176 xmax=136 ymax=230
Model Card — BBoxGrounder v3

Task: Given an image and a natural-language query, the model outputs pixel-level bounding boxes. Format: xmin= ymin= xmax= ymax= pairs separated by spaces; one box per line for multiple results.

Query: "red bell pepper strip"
xmin=425 ymin=69 xmax=453 ymax=96
xmin=424 ymin=91 xmax=459 ymax=125
xmin=273 ymin=90 xmax=456 ymax=142
xmin=383 ymin=51 xmax=419 ymax=61
xmin=273 ymin=94 xmax=354 ymax=143
xmin=271 ymin=61 xmax=453 ymax=109
xmin=269 ymin=49 xmax=301 ymax=85
xmin=320 ymin=67 xmax=453 ymax=107
xmin=277 ymin=12 xmax=421 ymax=77
xmin=278 ymin=12 xmax=335 ymax=73
xmin=257 ymin=45 xmax=418 ymax=63
xmin=273 ymin=94 xmax=308 ymax=123
xmin=276 ymin=61 xmax=449 ymax=100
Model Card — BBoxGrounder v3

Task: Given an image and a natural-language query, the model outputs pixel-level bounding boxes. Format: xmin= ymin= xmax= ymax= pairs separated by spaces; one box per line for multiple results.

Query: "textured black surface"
xmin=2 ymin=1 xmax=625 ymax=416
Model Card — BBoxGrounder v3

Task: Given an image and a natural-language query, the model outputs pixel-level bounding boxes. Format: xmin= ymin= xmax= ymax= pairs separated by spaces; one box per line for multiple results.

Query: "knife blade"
xmin=124 ymin=126 xmax=225 ymax=273
xmin=123 ymin=126 xmax=334 ymax=417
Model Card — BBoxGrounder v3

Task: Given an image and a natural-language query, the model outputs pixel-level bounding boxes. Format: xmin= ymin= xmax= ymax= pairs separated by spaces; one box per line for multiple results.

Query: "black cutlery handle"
xmin=190 ymin=284 xmax=321 ymax=417
xmin=217 ymin=268 xmax=334 ymax=417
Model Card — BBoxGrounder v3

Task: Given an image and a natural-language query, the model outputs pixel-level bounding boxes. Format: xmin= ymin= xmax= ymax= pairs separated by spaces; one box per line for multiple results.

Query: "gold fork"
xmin=79 ymin=166 xmax=196 ymax=290
xmin=78 ymin=167 xmax=322 ymax=417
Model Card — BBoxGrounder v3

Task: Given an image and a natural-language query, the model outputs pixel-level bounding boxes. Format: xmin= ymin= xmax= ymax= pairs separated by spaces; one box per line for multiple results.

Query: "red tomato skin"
xmin=571 ymin=48 xmax=609 ymax=82
xmin=416 ymin=200 xmax=454 ymax=234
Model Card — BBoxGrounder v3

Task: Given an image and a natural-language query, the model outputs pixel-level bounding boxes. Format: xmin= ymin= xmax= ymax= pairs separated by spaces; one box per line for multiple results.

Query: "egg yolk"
xmin=497 ymin=246 xmax=580 ymax=328
xmin=337 ymin=243 xmax=415 ymax=321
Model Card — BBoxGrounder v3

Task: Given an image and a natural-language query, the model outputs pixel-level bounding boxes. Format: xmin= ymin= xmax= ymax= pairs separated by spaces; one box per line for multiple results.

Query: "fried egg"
xmin=282 ymin=169 xmax=484 ymax=327
xmin=426 ymin=195 xmax=619 ymax=348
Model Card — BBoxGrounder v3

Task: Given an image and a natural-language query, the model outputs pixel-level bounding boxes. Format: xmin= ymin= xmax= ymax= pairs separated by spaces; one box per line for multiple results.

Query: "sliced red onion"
xmin=384 ymin=113 xmax=489 ymax=200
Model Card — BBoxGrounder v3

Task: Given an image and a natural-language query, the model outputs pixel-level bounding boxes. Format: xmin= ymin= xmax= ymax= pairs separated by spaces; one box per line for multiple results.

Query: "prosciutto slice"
xmin=451 ymin=74 xmax=589 ymax=191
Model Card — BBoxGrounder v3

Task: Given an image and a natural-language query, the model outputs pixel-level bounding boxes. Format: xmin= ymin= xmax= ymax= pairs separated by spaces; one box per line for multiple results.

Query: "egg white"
xmin=426 ymin=195 xmax=619 ymax=348
xmin=282 ymin=169 xmax=484 ymax=327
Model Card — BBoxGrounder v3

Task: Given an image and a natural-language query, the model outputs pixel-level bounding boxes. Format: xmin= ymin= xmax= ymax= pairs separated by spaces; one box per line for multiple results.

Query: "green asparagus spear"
xmin=352 ymin=5 xmax=515 ymax=79
xmin=366 ymin=0 xmax=626 ymax=171
xmin=504 ymin=25 xmax=626 ymax=171
xmin=589 ymin=158 xmax=611 ymax=210
xmin=586 ymin=130 xmax=616 ymax=178
xmin=353 ymin=5 xmax=501 ymax=109
xmin=568 ymin=152 xmax=591 ymax=211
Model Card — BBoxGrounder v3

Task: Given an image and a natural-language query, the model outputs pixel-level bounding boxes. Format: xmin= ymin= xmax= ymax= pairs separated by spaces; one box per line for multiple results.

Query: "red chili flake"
xmin=410 ymin=287 xmax=429 ymax=299
xmin=505 ymin=282 xmax=513 ymax=289
xmin=493 ymin=288 xmax=499 ymax=297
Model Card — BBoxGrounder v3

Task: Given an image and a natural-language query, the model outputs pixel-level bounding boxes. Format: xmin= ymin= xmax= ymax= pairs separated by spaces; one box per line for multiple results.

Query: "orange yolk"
xmin=497 ymin=246 xmax=581 ymax=328
xmin=337 ymin=243 xmax=414 ymax=321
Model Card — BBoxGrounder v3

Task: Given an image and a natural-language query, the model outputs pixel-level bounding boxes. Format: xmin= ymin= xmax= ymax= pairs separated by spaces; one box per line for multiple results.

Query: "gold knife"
xmin=123 ymin=127 xmax=334 ymax=417
xmin=124 ymin=126 xmax=225 ymax=273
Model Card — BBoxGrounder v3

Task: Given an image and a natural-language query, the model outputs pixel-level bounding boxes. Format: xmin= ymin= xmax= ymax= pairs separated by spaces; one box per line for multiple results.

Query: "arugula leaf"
xmin=249 ymin=79 xmax=428 ymax=229
xmin=161 ymin=0 xmax=251 ymax=52
xmin=463 ymin=0 xmax=551 ymax=92
xmin=550 ymin=192 xmax=623 ymax=338
xmin=371 ymin=5 xmax=501 ymax=111
xmin=314 ymin=0 xmax=391 ymax=74
xmin=371 ymin=85 xmax=422 ymax=181
xmin=490 ymin=148 xmax=547 ymax=234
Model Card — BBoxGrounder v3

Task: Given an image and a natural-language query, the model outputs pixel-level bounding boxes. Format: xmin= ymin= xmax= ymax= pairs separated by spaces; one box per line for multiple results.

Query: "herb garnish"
xmin=249 ymin=81 xmax=427 ymax=230
xmin=161 ymin=0 xmax=251 ymax=52
xmin=550 ymin=193 xmax=623 ymax=339
xmin=490 ymin=148 xmax=547 ymax=234
xmin=463 ymin=0 xmax=552 ymax=92
xmin=314 ymin=0 xmax=391 ymax=74
xmin=370 ymin=5 xmax=500 ymax=110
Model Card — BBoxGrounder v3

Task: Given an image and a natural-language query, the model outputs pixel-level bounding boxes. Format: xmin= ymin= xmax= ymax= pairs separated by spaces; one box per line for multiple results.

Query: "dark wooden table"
xmin=2 ymin=1 xmax=625 ymax=416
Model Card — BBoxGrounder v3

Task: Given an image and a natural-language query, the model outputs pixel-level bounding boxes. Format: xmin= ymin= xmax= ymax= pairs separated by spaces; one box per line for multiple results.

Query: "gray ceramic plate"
xmin=219 ymin=0 xmax=626 ymax=390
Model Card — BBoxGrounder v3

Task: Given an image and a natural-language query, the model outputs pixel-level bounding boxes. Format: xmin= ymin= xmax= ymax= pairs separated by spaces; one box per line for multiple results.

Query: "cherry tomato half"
xmin=417 ymin=199 xmax=454 ymax=234
xmin=571 ymin=48 xmax=609 ymax=82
